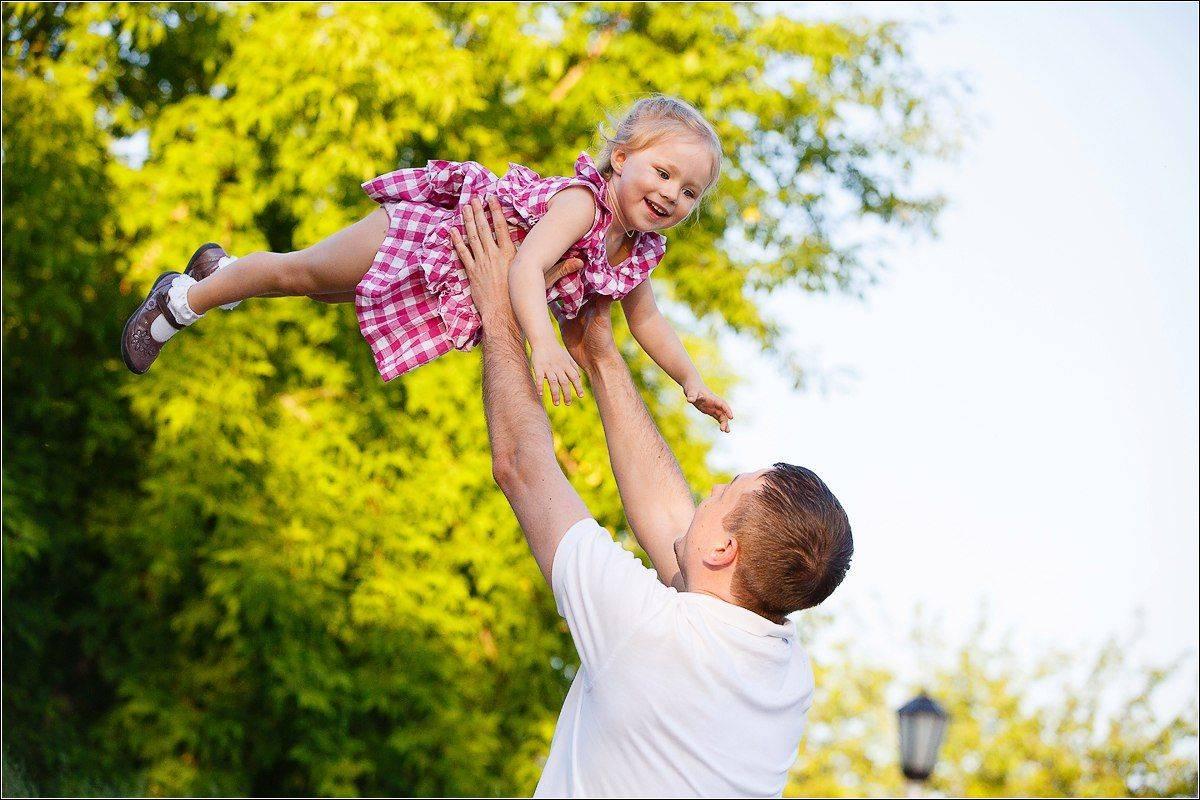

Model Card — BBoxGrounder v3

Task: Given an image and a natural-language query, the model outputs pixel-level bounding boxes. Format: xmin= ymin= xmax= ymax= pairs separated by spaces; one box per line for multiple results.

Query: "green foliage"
xmin=2 ymin=57 xmax=136 ymax=788
xmin=786 ymin=619 xmax=1198 ymax=798
xmin=2 ymin=749 xmax=39 ymax=798
xmin=2 ymin=2 xmax=981 ymax=796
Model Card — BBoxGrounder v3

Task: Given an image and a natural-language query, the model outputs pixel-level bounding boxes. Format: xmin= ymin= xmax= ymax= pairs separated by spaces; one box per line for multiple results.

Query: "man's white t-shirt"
xmin=535 ymin=518 xmax=815 ymax=798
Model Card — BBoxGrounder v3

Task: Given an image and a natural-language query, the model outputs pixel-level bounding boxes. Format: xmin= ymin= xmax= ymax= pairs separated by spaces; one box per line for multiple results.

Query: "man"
xmin=451 ymin=197 xmax=854 ymax=797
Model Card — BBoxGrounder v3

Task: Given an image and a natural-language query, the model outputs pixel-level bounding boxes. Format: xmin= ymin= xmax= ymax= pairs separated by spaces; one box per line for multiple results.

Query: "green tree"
xmin=786 ymin=618 xmax=1198 ymax=798
xmin=1 ymin=60 xmax=133 ymax=793
xmin=5 ymin=2 xmax=953 ymax=794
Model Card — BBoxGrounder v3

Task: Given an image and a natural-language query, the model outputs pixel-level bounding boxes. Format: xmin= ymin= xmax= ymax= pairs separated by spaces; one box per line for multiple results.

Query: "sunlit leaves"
xmin=4 ymin=2 xmax=959 ymax=794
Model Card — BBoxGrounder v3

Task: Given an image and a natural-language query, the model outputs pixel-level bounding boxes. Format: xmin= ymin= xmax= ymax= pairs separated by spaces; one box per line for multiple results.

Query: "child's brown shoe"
xmin=184 ymin=242 xmax=242 ymax=309
xmin=184 ymin=242 xmax=228 ymax=281
xmin=120 ymin=271 xmax=186 ymax=375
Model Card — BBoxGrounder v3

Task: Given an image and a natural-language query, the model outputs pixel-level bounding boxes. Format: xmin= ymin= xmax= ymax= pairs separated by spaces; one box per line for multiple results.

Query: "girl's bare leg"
xmin=308 ymin=292 xmax=358 ymax=304
xmin=254 ymin=290 xmax=358 ymax=303
xmin=186 ymin=209 xmax=389 ymax=314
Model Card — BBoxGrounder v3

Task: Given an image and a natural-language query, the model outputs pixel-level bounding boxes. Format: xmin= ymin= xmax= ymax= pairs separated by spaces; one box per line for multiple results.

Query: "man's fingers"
xmin=544 ymin=256 xmax=584 ymax=288
xmin=547 ymin=374 xmax=562 ymax=406
xmin=449 ymin=229 xmax=474 ymax=270
xmin=472 ymin=197 xmax=500 ymax=257
xmin=484 ymin=196 xmax=504 ymax=241
xmin=475 ymin=197 xmax=496 ymax=244
xmin=462 ymin=200 xmax=484 ymax=254
xmin=487 ymin=195 xmax=515 ymax=256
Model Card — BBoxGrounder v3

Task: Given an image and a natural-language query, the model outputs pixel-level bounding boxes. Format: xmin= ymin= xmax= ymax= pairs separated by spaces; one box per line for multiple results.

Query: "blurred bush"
xmin=788 ymin=615 xmax=1198 ymax=797
xmin=4 ymin=1 xmax=961 ymax=795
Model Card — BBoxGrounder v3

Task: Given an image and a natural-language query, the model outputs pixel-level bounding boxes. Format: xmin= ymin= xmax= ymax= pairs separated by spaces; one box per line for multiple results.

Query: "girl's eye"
xmin=684 ymin=189 xmax=696 ymax=199
xmin=657 ymin=170 xmax=669 ymax=180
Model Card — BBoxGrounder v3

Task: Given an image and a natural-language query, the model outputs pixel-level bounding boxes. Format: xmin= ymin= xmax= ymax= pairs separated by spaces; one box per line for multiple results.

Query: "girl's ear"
xmin=611 ymin=148 xmax=627 ymax=175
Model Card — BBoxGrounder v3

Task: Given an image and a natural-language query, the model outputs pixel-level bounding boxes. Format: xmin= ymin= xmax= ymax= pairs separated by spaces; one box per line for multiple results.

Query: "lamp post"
xmin=898 ymin=693 xmax=949 ymax=797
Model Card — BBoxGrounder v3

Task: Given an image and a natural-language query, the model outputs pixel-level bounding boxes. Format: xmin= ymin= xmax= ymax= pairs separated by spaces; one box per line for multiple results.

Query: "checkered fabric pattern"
xmin=355 ymin=153 xmax=667 ymax=381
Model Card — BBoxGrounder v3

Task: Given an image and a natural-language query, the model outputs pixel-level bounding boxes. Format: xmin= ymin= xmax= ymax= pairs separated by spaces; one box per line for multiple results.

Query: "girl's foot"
xmin=184 ymin=242 xmax=242 ymax=310
xmin=120 ymin=271 xmax=202 ymax=374
xmin=184 ymin=242 xmax=228 ymax=281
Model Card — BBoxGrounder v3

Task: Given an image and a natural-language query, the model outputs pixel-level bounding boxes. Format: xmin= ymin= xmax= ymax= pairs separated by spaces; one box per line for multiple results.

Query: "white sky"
xmin=715 ymin=2 xmax=1199 ymax=703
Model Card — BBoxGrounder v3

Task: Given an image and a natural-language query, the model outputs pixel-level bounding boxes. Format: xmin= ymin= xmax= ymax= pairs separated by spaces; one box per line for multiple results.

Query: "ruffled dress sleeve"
xmin=495 ymin=153 xmax=667 ymax=321
xmin=362 ymin=159 xmax=491 ymax=208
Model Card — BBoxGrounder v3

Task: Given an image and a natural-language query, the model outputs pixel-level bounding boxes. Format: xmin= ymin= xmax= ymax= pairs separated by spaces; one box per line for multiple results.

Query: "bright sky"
xmin=716 ymin=2 xmax=1199 ymax=702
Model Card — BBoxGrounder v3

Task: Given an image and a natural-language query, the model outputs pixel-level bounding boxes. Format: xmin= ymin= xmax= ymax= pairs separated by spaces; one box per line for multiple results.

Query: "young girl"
xmin=121 ymin=95 xmax=733 ymax=431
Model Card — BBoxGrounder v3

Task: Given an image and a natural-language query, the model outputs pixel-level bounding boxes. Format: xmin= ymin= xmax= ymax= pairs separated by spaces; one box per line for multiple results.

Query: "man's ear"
xmin=703 ymin=536 xmax=738 ymax=569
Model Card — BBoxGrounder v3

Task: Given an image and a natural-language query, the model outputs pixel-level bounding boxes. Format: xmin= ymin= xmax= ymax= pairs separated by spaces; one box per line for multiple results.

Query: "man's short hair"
xmin=725 ymin=463 xmax=853 ymax=620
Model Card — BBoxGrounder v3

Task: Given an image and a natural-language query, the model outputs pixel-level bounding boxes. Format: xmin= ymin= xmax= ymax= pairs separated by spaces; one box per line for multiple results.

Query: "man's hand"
xmin=561 ymin=297 xmax=619 ymax=372
xmin=451 ymin=196 xmax=515 ymax=324
xmin=450 ymin=195 xmax=582 ymax=322
xmin=544 ymin=256 xmax=584 ymax=290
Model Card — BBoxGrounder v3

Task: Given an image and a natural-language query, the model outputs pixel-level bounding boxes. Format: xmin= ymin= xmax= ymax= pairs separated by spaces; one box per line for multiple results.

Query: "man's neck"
xmin=681 ymin=575 xmax=787 ymax=625
xmin=679 ymin=573 xmax=737 ymax=606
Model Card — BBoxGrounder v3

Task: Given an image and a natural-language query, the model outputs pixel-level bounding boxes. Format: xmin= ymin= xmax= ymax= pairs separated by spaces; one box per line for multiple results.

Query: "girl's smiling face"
xmin=608 ymin=136 xmax=717 ymax=233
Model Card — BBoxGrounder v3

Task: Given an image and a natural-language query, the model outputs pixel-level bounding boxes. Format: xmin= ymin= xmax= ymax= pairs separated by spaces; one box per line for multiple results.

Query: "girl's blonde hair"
xmin=595 ymin=95 xmax=723 ymax=192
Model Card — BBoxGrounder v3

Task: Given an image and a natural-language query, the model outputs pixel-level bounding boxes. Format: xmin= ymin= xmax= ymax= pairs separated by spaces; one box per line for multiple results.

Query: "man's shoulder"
xmin=553 ymin=518 xmax=675 ymax=594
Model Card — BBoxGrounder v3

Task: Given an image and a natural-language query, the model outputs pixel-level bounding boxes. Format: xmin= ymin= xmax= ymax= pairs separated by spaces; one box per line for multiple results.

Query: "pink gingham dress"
xmin=356 ymin=152 xmax=667 ymax=381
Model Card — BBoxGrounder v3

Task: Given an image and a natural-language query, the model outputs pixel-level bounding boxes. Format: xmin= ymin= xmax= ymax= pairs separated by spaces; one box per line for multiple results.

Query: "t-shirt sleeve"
xmin=551 ymin=518 xmax=673 ymax=677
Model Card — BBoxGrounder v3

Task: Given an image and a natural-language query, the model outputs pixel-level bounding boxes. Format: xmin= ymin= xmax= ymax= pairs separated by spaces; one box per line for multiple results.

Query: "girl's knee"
xmin=273 ymin=251 xmax=320 ymax=296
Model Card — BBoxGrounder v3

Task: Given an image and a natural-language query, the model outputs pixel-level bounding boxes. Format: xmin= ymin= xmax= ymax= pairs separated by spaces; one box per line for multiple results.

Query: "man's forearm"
xmin=454 ymin=194 xmax=589 ymax=585
xmin=585 ymin=350 xmax=695 ymax=587
xmin=480 ymin=308 xmax=551 ymax=468
xmin=480 ymin=305 xmax=590 ymax=584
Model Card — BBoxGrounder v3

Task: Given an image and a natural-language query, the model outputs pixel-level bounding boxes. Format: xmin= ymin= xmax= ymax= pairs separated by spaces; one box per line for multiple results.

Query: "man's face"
xmin=674 ymin=468 xmax=771 ymax=582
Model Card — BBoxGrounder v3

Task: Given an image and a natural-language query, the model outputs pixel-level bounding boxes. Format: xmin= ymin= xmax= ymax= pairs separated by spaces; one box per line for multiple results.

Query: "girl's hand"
xmin=532 ymin=343 xmax=585 ymax=406
xmin=684 ymin=378 xmax=733 ymax=433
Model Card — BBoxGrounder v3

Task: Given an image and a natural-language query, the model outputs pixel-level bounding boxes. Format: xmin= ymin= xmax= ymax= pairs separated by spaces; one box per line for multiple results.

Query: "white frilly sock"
xmin=149 ymin=274 xmax=203 ymax=343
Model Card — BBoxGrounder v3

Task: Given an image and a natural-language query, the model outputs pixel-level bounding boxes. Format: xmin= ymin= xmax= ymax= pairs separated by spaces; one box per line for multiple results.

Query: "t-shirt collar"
xmin=684 ymin=591 xmax=796 ymax=640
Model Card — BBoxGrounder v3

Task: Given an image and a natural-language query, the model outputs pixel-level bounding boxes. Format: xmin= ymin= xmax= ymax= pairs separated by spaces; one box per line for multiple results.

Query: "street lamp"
xmin=898 ymin=693 xmax=949 ymax=791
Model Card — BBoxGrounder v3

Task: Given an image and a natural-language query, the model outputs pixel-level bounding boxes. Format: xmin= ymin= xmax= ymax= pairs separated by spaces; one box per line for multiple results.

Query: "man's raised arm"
xmin=561 ymin=301 xmax=696 ymax=589
xmin=451 ymin=197 xmax=589 ymax=585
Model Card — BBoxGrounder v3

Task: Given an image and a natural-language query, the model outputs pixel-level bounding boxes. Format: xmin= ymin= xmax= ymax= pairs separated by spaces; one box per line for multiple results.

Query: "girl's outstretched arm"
xmin=505 ymin=186 xmax=596 ymax=405
xmin=620 ymin=280 xmax=733 ymax=432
